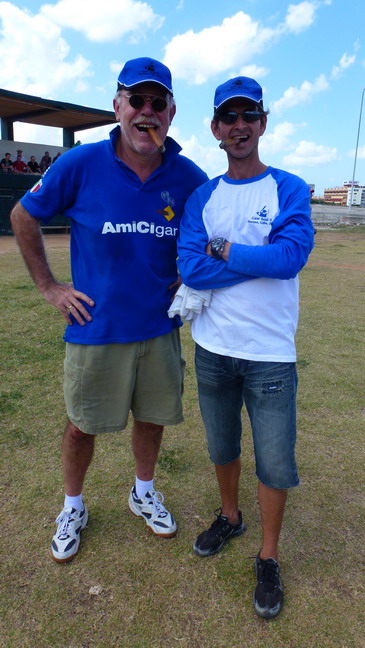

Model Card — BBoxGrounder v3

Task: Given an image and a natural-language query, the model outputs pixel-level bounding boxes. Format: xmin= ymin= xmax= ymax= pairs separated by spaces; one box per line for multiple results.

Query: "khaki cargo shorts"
xmin=64 ymin=329 xmax=185 ymax=434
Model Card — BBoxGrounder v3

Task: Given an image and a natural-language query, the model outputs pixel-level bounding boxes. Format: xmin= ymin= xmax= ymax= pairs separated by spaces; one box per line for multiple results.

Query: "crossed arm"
xmin=177 ymin=184 xmax=314 ymax=290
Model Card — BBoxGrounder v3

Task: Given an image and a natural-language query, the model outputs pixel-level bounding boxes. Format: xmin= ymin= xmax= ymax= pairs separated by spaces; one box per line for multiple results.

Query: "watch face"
xmin=211 ymin=238 xmax=225 ymax=259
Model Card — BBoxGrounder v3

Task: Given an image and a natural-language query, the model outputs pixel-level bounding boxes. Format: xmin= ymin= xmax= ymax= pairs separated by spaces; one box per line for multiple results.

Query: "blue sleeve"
xmin=227 ymin=172 xmax=314 ymax=279
xmin=20 ymin=148 xmax=84 ymax=223
xmin=177 ymin=179 xmax=253 ymax=290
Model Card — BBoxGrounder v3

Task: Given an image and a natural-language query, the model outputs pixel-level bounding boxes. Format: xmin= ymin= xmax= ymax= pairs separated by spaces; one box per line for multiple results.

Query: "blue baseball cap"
xmin=117 ymin=57 xmax=173 ymax=96
xmin=214 ymin=76 xmax=263 ymax=112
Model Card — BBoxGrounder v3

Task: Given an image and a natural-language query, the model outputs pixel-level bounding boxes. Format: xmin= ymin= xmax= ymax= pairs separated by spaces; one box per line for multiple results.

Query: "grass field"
xmin=0 ymin=228 xmax=364 ymax=648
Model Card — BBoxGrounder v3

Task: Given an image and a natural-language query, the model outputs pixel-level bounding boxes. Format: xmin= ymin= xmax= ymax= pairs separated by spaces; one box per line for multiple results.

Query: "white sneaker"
xmin=128 ymin=486 xmax=177 ymax=537
xmin=51 ymin=505 xmax=88 ymax=563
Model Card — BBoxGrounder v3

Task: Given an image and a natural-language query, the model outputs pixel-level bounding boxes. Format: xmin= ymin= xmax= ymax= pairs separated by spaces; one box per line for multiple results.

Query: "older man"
xmin=177 ymin=76 xmax=314 ymax=618
xmin=11 ymin=57 xmax=207 ymax=563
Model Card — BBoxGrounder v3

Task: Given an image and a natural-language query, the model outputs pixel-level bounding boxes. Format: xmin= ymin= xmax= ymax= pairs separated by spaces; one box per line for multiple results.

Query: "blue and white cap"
xmin=214 ymin=76 xmax=263 ymax=112
xmin=117 ymin=57 xmax=173 ymax=96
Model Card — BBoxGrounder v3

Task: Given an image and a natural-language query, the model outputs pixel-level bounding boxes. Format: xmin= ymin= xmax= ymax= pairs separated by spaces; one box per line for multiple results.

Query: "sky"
xmin=0 ymin=0 xmax=364 ymax=195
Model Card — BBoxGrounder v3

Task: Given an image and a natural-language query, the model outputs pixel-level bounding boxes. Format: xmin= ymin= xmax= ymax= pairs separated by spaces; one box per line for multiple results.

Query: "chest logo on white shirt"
xmin=248 ymin=205 xmax=272 ymax=225
xmin=257 ymin=206 xmax=268 ymax=219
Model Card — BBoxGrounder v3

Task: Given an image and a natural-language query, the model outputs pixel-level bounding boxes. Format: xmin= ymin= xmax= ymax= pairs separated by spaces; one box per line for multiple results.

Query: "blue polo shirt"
xmin=21 ymin=126 xmax=208 ymax=343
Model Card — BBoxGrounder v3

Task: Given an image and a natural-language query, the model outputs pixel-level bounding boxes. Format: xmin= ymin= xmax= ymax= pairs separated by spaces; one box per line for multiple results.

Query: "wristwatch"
xmin=210 ymin=237 xmax=227 ymax=260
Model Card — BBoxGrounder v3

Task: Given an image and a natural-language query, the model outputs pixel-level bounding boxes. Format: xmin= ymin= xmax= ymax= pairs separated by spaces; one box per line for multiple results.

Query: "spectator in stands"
xmin=40 ymin=151 xmax=52 ymax=173
xmin=52 ymin=152 xmax=62 ymax=163
xmin=27 ymin=156 xmax=42 ymax=174
xmin=13 ymin=155 xmax=29 ymax=174
xmin=1 ymin=153 xmax=14 ymax=173
xmin=16 ymin=149 xmax=24 ymax=160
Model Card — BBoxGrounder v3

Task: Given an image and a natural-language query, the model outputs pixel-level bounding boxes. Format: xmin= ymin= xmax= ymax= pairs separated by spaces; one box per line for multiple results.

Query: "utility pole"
xmin=349 ymin=88 xmax=365 ymax=210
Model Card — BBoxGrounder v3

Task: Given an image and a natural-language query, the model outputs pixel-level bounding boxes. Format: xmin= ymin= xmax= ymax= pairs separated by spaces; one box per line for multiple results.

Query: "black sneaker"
xmin=193 ymin=508 xmax=246 ymax=557
xmin=253 ymin=554 xmax=284 ymax=619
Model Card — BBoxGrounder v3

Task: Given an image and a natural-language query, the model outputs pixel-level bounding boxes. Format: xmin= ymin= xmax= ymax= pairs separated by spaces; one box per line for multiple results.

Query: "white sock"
xmin=64 ymin=493 xmax=83 ymax=511
xmin=135 ymin=477 xmax=154 ymax=499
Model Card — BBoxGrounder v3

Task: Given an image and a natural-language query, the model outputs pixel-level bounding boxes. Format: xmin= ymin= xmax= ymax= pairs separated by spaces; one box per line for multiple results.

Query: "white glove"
xmin=168 ymin=284 xmax=212 ymax=321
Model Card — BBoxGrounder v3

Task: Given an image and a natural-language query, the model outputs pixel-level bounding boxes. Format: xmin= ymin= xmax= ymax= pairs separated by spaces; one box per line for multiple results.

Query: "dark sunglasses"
xmin=217 ymin=110 xmax=263 ymax=125
xmin=125 ymin=93 xmax=168 ymax=113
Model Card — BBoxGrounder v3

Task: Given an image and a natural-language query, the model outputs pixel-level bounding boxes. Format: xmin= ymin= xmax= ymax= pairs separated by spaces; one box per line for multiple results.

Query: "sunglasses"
xmin=125 ymin=93 xmax=168 ymax=113
xmin=217 ymin=110 xmax=263 ymax=125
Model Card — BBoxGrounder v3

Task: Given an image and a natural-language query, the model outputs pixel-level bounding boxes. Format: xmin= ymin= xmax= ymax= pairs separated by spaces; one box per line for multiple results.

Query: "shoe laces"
xmin=55 ymin=507 xmax=76 ymax=539
xmin=148 ymin=491 xmax=168 ymax=518
xmin=207 ymin=508 xmax=231 ymax=536
xmin=258 ymin=558 xmax=279 ymax=590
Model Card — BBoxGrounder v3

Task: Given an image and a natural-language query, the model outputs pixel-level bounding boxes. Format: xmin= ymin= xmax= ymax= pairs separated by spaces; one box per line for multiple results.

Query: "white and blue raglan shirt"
xmin=21 ymin=126 xmax=208 ymax=344
xmin=177 ymin=168 xmax=314 ymax=362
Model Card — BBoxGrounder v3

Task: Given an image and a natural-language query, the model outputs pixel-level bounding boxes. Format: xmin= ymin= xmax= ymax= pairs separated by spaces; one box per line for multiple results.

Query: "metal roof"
xmin=0 ymin=88 xmax=115 ymax=133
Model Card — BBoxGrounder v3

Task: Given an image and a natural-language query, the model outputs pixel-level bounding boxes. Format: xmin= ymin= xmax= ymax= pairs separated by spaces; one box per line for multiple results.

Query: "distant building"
xmin=346 ymin=184 xmax=365 ymax=207
xmin=323 ymin=186 xmax=348 ymax=205
xmin=323 ymin=181 xmax=365 ymax=207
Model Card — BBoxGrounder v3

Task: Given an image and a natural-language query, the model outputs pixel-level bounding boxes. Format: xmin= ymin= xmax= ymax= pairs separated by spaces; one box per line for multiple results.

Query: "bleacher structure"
xmin=0 ymin=88 xmax=115 ymax=234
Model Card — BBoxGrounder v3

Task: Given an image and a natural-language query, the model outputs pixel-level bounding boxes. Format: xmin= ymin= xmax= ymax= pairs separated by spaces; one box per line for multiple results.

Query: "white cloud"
xmin=283 ymin=1 xmax=318 ymax=33
xmin=260 ymin=122 xmax=298 ymax=155
xmin=270 ymin=46 xmax=355 ymax=116
xmin=0 ymin=2 xmax=92 ymax=95
xmin=163 ymin=2 xmax=325 ymax=86
xmin=163 ymin=12 xmax=276 ymax=84
xmin=286 ymin=167 xmax=303 ymax=176
xmin=283 ymin=140 xmax=337 ymax=166
xmin=13 ymin=122 xmax=114 ymax=150
xmin=169 ymin=125 xmax=226 ymax=178
xmin=270 ymin=74 xmax=329 ymax=113
xmin=75 ymin=80 xmax=90 ymax=92
xmin=14 ymin=123 xmax=63 ymax=146
xmin=238 ymin=65 xmax=269 ymax=79
xmin=110 ymin=61 xmax=123 ymax=74
xmin=13 ymin=119 xmax=115 ymax=148
xmin=348 ymin=145 xmax=365 ymax=160
xmin=331 ymin=52 xmax=356 ymax=80
xmin=41 ymin=0 xmax=164 ymax=43
xmin=75 ymin=125 xmax=115 ymax=144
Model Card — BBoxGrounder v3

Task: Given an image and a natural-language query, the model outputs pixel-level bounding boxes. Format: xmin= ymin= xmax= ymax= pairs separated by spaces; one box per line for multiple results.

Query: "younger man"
xmin=177 ymin=76 xmax=314 ymax=618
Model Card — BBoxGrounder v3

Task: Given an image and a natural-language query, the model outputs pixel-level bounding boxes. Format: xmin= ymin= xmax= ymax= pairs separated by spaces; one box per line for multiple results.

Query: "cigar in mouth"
xmin=219 ymin=136 xmax=246 ymax=149
xmin=148 ymin=128 xmax=166 ymax=153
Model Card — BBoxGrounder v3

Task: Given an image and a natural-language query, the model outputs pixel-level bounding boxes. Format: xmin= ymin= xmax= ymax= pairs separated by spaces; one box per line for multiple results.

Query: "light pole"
xmin=349 ymin=87 xmax=365 ymax=210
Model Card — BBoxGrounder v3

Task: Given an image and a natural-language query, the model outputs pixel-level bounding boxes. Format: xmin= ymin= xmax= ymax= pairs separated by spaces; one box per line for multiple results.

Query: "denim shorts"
xmin=195 ymin=344 xmax=299 ymax=489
